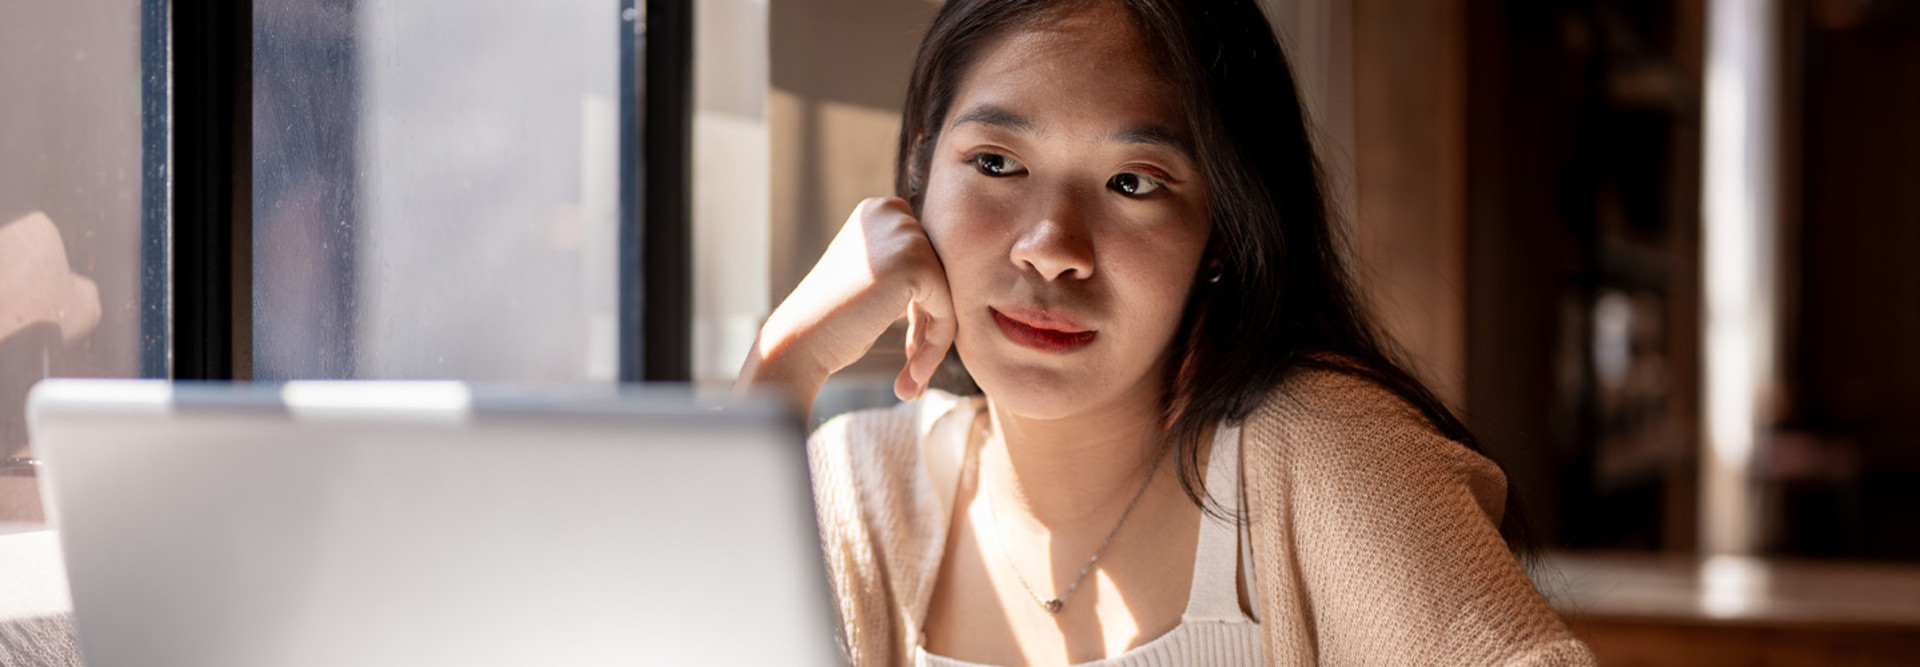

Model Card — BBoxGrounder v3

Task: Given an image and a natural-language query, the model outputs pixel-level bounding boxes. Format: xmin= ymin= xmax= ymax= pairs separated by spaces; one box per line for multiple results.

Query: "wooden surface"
xmin=1541 ymin=551 xmax=1920 ymax=665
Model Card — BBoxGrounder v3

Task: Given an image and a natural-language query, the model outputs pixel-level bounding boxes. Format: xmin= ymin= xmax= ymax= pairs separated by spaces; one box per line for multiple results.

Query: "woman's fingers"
xmin=908 ymin=280 xmax=956 ymax=392
xmin=894 ymin=273 xmax=955 ymax=402
xmin=895 ymin=303 xmax=923 ymax=402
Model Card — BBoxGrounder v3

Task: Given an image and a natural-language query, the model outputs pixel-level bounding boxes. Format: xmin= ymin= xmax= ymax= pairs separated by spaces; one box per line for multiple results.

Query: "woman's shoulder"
xmin=1245 ymin=364 xmax=1434 ymax=437
xmin=1238 ymin=368 xmax=1589 ymax=663
xmin=1240 ymin=364 xmax=1506 ymax=519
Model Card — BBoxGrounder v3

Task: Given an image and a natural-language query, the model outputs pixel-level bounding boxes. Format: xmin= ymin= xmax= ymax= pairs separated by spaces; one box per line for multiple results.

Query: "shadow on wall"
xmin=767 ymin=0 xmax=936 ymax=312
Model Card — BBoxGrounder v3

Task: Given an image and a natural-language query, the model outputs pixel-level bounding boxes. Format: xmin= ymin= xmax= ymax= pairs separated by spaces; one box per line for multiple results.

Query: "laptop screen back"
xmin=29 ymin=380 xmax=839 ymax=667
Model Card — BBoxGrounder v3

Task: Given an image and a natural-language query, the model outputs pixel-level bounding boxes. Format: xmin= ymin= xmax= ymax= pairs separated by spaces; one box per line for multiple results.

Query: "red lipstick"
xmin=991 ymin=307 xmax=1097 ymax=353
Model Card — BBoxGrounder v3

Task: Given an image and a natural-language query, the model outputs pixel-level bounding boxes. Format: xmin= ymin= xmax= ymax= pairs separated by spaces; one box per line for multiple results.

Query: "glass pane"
xmin=253 ymin=0 xmax=622 ymax=381
xmin=0 ymin=2 xmax=146 ymax=528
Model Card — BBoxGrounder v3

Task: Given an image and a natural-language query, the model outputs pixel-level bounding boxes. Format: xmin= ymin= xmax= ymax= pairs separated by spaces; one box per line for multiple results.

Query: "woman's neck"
xmin=980 ymin=391 xmax=1167 ymax=531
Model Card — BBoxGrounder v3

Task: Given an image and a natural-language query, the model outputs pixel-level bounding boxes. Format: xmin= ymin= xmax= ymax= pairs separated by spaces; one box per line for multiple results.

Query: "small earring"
xmin=1206 ymin=263 xmax=1224 ymax=284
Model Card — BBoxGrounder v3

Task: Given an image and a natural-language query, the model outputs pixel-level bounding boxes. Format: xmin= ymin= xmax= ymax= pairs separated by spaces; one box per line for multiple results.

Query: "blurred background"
xmin=3 ymin=0 xmax=1917 ymax=663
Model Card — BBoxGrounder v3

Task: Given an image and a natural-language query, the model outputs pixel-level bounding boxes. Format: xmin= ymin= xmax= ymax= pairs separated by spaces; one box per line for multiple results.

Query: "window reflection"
xmin=253 ymin=0 xmax=621 ymax=381
xmin=0 ymin=3 xmax=143 ymax=528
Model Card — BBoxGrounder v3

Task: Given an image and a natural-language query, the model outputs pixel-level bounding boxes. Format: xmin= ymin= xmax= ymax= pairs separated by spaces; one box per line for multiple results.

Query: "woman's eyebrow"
xmin=949 ymin=104 xmax=1193 ymax=161
xmin=1109 ymin=124 xmax=1195 ymax=160
xmin=949 ymin=104 xmax=1036 ymax=134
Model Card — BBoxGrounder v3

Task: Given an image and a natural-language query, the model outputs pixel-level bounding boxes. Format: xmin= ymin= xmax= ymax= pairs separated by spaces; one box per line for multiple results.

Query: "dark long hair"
xmin=895 ymin=0 xmax=1529 ymax=553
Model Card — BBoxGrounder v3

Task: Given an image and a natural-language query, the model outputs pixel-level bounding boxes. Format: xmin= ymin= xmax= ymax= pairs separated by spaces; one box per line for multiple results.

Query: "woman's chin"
xmin=955 ymin=329 xmax=1161 ymax=422
xmin=964 ymin=358 xmax=1118 ymax=421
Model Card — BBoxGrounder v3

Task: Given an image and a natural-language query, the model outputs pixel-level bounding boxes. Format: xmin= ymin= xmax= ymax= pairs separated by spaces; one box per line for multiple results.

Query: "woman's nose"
xmin=1008 ymin=190 xmax=1096 ymax=282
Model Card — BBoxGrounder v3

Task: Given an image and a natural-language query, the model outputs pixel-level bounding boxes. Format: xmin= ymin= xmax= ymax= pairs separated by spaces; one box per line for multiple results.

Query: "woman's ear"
xmin=905 ymin=131 xmax=932 ymax=204
xmin=1199 ymin=236 xmax=1229 ymax=284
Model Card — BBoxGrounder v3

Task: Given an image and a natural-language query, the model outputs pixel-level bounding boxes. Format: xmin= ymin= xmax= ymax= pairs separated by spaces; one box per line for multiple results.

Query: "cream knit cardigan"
xmin=807 ymin=367 xmax=1597 ymax=666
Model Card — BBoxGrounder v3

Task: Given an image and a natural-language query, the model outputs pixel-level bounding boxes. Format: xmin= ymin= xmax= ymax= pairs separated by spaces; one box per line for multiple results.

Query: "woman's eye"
xmin=971 ymin=153 xmax=1025 ymax=177
xmin=1108 ymin=172 xmax=1165 ymax=197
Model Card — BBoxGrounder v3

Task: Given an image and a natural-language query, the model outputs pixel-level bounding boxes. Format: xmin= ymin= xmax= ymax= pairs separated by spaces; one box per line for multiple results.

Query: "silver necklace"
xmin=979 ymin=422 xmax=1163 ymax=614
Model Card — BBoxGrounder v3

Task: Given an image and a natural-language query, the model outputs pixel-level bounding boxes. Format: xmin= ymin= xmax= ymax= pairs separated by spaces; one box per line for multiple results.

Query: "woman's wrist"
xmin=734 ymin=330 xmax=829 ymax=421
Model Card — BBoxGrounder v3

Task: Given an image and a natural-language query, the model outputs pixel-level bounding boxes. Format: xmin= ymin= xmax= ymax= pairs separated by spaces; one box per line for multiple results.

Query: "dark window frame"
xmin=633 ymin=0 xmax=693 ymax=383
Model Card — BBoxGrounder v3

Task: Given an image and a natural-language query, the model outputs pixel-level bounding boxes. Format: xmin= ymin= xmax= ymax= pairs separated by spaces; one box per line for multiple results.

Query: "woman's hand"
xmin=736 ymin=197 xmax=957 ymax=415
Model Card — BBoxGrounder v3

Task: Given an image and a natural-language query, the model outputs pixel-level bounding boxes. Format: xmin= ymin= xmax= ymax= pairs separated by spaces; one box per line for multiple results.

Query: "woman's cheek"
xmin=928 ymin=189 xmax=1016 ymax=263
xmin=1129 ymin=265 xmax=1196 ymax=338
xmin=1116 ymin=226 xmax=1205 ymax=336
xmin=919 ymin=167 xmax=982 ymax=245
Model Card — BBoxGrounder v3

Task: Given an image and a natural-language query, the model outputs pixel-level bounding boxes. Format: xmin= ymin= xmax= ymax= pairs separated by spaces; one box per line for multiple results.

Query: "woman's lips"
xmin=990 ymin=307 xmax=1097 ymax=353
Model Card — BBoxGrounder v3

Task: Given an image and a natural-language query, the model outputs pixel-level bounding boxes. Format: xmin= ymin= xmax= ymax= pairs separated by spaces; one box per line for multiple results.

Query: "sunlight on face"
xmin=919 ymin=3 xmax=1211 ymax=421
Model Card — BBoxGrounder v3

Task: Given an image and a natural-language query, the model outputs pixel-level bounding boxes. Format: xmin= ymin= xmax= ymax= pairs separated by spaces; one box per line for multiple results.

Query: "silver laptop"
xmin=28 ymin=379 xmax=840 ymax=667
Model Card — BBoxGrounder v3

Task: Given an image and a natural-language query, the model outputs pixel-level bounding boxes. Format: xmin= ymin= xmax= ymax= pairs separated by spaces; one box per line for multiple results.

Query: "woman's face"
xmin=919 ymin=4 xmax=1211 ymax=420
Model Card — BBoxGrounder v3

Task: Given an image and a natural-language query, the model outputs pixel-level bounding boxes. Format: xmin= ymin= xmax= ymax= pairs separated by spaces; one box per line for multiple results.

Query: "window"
xmin=0 ymin=0 xmax=696 ymax=528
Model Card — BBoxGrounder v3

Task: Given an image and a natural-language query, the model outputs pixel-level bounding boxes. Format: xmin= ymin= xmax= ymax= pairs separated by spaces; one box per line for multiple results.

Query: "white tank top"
xmin=912 ymin=423 xmax=1265 ymax=667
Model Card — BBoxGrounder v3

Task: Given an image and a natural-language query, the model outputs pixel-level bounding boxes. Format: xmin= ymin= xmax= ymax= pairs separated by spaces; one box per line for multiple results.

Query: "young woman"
xmin=739 ymin=0 xmax=1596 ymax=664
